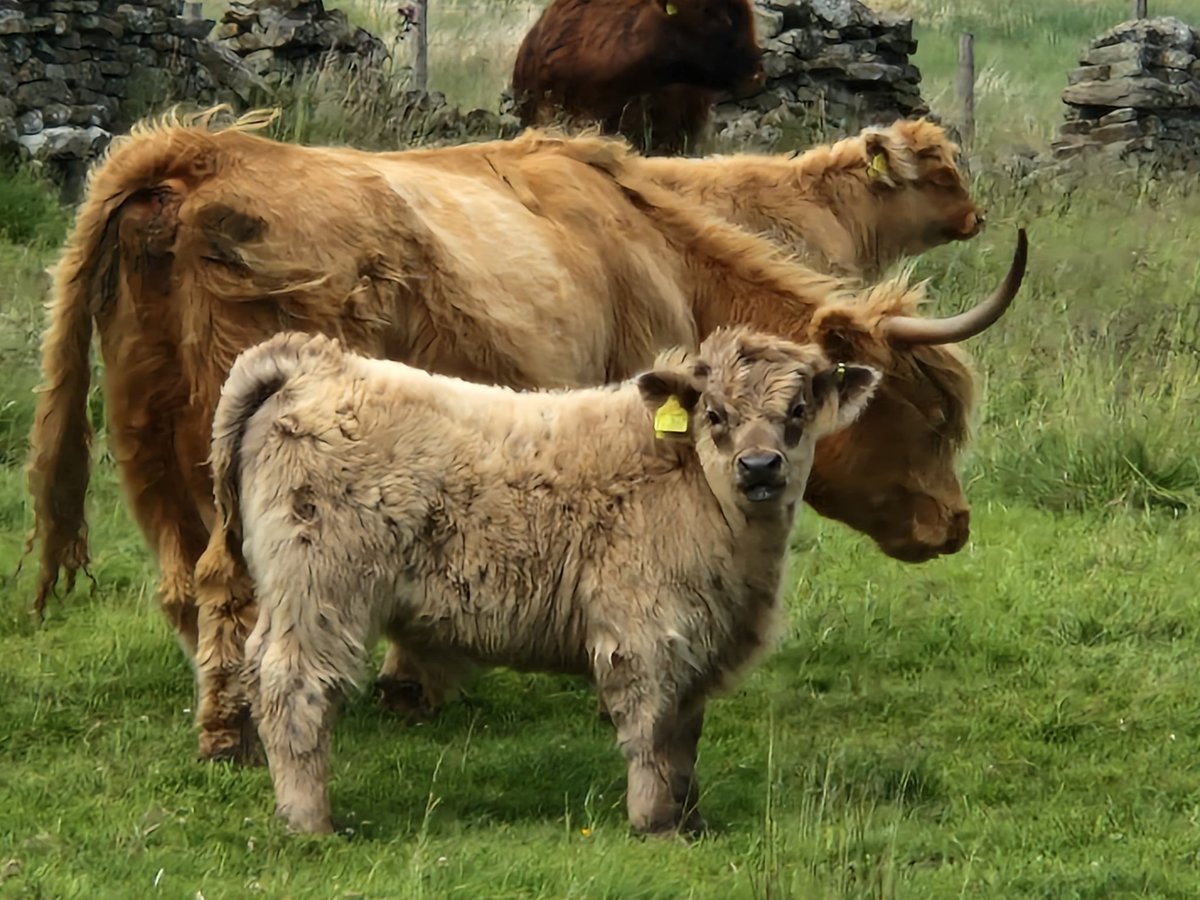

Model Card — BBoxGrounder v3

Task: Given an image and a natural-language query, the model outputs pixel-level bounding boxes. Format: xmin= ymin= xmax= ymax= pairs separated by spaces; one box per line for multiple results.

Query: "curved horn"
xmin=883 ymin=228 xmax=1028 ymax=345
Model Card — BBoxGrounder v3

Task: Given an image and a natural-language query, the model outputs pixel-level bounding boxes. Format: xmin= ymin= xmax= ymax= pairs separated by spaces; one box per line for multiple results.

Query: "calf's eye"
xmin=789 ymin=402 xmax=806 ymax=419
xmin=705 ymin=408 xmax=724 ymax=427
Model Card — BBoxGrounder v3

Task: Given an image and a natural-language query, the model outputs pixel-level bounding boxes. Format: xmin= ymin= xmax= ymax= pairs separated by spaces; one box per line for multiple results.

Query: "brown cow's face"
xmin=802 ymin=346 xmax=972 ymax=563
xmin=863 ymin=126 xmax=984 ymax=256
xmin=639 ymin=328 xmax=881 ymax=521
xmin=651 ymin=0 xmax=764 ymax=94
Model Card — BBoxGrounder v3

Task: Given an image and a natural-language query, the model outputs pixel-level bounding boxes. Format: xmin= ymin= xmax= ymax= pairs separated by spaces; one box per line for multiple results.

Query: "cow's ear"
xmin=637 ymin=362 xmax=707 ymax=438
xmin=812 ymin=362 xmax=881 ymax=430
xmin=862 ymin=132 xmax=898 ymax=187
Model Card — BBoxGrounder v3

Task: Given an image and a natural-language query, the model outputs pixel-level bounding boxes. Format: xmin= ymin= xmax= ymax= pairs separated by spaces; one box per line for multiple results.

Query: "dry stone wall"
xmin=211 ymin=0 xmax=388 ymax=86
xmin=1051 ymin=17 xmax=1200 ymax=172
xmin=0 ymin=0 xmax=263 ymax=193
xmin=713 ymin=0 xmax=928 ymax=147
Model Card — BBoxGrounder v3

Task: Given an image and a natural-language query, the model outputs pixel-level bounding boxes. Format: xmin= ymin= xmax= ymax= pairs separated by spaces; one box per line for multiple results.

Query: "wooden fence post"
xmin=1133 ymin=0 xmax=1147 ymax=19
xmin=412 ymin=0 xmax=429 ymax=92
xmin=956 ymin=31 xmax=975 ymax=150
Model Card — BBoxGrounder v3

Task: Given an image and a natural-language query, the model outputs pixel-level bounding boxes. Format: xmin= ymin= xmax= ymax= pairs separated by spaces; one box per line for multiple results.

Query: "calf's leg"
xmin=665 ymin=701 xmax=707 ymax=836
xmin=375 ymin=638 xmax=475 ymax=722
xmin=245 ymin=621 xmax=339 ymax=834
xmin=596 ymin=663 xmax=687 ymax=836
xmin=244 ymin=585 xmax=367 ymax=834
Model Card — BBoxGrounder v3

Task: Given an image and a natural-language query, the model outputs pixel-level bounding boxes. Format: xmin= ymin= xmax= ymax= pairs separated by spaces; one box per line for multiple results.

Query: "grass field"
xmin=5 ymin=1 xmax=1200 ymax=897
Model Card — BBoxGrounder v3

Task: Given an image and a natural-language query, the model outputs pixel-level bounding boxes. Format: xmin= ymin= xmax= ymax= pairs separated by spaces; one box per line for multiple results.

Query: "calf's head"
xmin=645 ymin=0 xmax=764 ymax=95
xmin=637 ymin=327 xmax=881 ymax=520
xmin=857 ymin=118 xmax=983 ymax=254
xmin=803 ymin=229 xmax=1028 ymax=562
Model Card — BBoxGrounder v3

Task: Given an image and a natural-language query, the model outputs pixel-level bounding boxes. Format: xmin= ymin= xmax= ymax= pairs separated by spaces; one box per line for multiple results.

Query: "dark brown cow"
xmin=511 ymin=0 xmax=764 ymax=154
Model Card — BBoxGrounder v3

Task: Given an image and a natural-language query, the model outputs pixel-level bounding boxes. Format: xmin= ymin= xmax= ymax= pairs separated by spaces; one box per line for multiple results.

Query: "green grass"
xmin=6 ymin=1 xmax=1200 ymax=896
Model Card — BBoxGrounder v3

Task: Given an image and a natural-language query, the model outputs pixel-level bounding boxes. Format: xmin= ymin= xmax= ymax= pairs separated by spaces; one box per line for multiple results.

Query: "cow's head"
xmin=854 ymin=118 xmax=984 ymax=257
xmin=637 ymin=327 xmax=881 ymax=520
xmin=646 ymin=0 xmax=764 ymax=95
xmin=802 ymin=229 xmax=1028 ymax=562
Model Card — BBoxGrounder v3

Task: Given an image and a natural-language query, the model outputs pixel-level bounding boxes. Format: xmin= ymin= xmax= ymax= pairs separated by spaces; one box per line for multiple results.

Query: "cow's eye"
xmin=788 ymin=402 xmax=806 ymax=420
xmin=705 ymin=407 xmax=724 ymax=427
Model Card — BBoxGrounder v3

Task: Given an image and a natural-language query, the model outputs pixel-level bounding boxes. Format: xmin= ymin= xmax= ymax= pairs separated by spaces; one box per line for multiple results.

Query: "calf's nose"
xmin=737 ymin=452 xmax=783 ymax=482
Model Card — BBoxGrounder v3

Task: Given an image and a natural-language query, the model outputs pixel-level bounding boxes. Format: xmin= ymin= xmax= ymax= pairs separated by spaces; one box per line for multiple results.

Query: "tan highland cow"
xmin=203 ymin=326 xmax=882 ymax=836
xmin=547 ymin=117 xmax=984 ymax=280
xmin=23 ymin=109 xmax=1026 ymax=763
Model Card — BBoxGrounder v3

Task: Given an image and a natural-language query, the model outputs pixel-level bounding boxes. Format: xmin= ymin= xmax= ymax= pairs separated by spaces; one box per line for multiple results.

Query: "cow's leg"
xmin=665 ymin=701 xmax=707 ymax=836
xmin=156 ymin=526 xmax=203 ymax=659
xmin=107 ymin=403 xmax=210 ymax=659
xmin=375 ymin=637 xmax=474 ymax=722
xmin=194 ymin=535 xmax=262 ymax=764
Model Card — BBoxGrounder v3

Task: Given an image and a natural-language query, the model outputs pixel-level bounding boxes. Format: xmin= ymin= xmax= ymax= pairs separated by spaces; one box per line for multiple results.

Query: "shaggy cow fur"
xmin=23 ymin=110 xmax=1025 ymax=762
xmin=511 ymin=0 xmax=764 ymax=155
xmin=205 ymin=326 xmax=881 ymax=835
xmin=615 ymin=117 xmax=984 ymax=279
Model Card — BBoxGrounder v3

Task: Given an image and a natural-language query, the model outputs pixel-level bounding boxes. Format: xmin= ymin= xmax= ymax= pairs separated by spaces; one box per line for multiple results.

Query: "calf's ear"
xmin=812 ymin=362 xmax=882 ymax=430
xmin=636 ymin=361 xmax=708 ymax=438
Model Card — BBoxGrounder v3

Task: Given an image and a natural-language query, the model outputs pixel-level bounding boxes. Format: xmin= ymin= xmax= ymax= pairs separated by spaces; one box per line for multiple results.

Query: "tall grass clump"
xmin=0 ymin=164 xmax=70 ymax=248
xmin=904 ymin=165 xmax=1200 ymax=515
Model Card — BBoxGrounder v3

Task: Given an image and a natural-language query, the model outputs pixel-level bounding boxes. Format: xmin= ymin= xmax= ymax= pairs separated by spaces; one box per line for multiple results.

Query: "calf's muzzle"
xmin=736 ymin=450 xmax=786 ymax=502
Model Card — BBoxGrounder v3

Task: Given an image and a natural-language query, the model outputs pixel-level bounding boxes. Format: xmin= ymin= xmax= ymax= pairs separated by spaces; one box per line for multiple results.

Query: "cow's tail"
xmin=23 ymin=104 xmax=277 ymax=618
xmin=195 ymin=330 xmax=345 ymax=761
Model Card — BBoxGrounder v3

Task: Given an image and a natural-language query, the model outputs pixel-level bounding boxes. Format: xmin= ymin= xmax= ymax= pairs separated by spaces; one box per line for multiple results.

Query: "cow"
xmin=204 ymin=326 xmax=883 ymax=835
xmin=510 ymin=0 xmax=764 ymax=155
xmin=610 ymin=117 xmax=984 ymax=279
xmin=22 ymin=110 xmax=1026 ymax=762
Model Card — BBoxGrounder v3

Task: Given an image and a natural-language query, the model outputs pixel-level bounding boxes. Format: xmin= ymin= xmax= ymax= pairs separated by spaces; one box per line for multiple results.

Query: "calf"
xmin=204 ymin=326 xmax=880 ymax=835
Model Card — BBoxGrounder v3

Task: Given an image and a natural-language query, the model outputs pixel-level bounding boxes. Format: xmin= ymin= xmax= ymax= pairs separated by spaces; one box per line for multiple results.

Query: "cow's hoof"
xmin=680 ymin=808 xmax=708 ymax=839
xmin=375 ymin=676 xmax=437 ymax=723
xmin=197 ymin=712 xmax=264 ymax=766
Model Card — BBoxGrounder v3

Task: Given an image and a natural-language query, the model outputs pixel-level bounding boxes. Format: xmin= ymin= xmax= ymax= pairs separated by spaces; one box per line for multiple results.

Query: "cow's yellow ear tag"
xmin=654 ymin=395 xmax=689 ymax=437
xmin=868 ymin=152 xmax=889 ymax=179
xmin=665 ymin=1 xmax=678 ymax=14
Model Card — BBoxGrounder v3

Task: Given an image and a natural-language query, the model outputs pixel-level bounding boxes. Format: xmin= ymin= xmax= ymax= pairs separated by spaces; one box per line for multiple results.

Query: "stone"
xmin=1063 ymin=76 xmax=1200 ymax=109
xmin=0 ymin=9 xmax=28 ymax=36
xmin=18 ymin=109 xmax=44 ymax=135
xmin=754 ymin=5 xmax=784 ymax=40
xmin=1090 ymin=120 xmax=1144 ymax=143
xmin=16 ymin=79 xmax=72 ymax=107
xmin=17 ymin=123 xmax=110 ymax=159
xmin=42 ymin=102 xmax=71 ymax=127
xmin=1097 ymin=107 xmax=1138 ymax=126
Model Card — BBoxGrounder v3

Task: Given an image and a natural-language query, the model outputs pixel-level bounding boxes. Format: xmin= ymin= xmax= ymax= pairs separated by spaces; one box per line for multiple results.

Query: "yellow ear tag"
xmin=868 ymin=152 xmax=889 ymax=180
xmin=665 ymin=1 xmax=678 ymax=14
xmin=654 ymin=395 xmax=689 ymax=438
xmin=836 ymin=361 xmax=846 ymax=383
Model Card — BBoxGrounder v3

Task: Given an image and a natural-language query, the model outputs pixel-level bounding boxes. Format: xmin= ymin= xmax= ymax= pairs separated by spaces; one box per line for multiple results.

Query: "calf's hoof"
xmin=631 ymin=808 xmax=707 ymax=842
xmin=276 ymin=805 xmax=335 ymax=835
xmin=375 ymin=676 xmax=438 ymax=723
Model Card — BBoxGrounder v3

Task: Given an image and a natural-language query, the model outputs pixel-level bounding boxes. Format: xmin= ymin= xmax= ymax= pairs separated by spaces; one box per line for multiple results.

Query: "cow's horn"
xmin=883 ymin=228 xmax=1028 ymax=345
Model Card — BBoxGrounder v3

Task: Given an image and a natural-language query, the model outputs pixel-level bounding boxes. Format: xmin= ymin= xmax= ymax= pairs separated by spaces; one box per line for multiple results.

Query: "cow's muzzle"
xmin=736 ymin=451 xmax=786 ymax=502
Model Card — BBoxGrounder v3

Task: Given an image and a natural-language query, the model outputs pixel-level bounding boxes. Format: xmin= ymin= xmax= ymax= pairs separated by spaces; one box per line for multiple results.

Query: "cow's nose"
xmin=940 ymin=509 xmax=970 ymax=554
xmin=737 ymin=452 xmax=783 ymax=482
